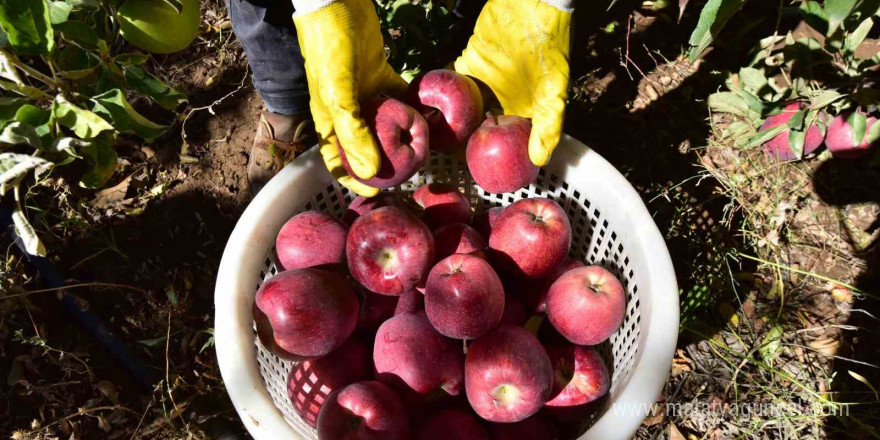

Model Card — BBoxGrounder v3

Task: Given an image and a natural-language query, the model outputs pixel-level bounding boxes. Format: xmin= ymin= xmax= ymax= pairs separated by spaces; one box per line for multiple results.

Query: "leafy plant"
xmin=705 ymin=0 xmax=880 ymax=158
xmin=0 ymin=0 xmax=187 ymax=255
xmin=376 ymin=0 xmax=459 ymax=80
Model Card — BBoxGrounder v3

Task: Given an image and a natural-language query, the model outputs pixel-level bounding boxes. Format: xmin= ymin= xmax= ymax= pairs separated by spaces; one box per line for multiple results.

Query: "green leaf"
xmin=65 ymin=0 xmax=100 ymax=9
xmin=0 ymin=0 xmax=55 ymax=55
xmin=738 ymin=67 xmax=768 ymax=94
xmin=687 ymin=0 xmax=748 ymax=62
xmin=844 ymin=16 xmax=875 ymax=55
xmin=0 ymin=49 xmax=22 ymax=85
xmin=0 ymin=152 xmax=52 ymax=195
xmin=79 ymin=134 xmax=116 ymax=188
xmin=51 ymin=95 xmax=113 ymax=139
xmin=0 ymin=79 xmax=46 ymax=98
xmin=48 ymin=1 xmax=73 ymax=24
xmin=825 ymin=0 xmax=857 ymax=36
xmin=760 ymin=324 xmax=784 ymax=363
xmin=0 ymin=26 xmax=9 ymax=48
xmin=89 ymin=89 xmax=168 ymax=141
xmin=0 ymin=97 xmax=27 ymax=120
xmin=58 ymin=65 xmax=99 ymax=80
xmin=788 ymin=126 xmax=806 ymax=159
xmin=865 ymin=119 xmax=880 ymax=145
xmin=160 ymin=0 xmax=184 ymax=14
xmin=114 ymin=52 xmax=149 ymax=66
xmin=54 ymin=20 xmax=99 ymax=50
xmin=809 ymin=89 xmax=844 ymax=109
xmin=848 ymin=111 xmax=867 ymax=148
xmin=124 ymin=66 xmax=187 ymax=110
xmin=799 ymin=1 xmax=829 ymax=35
xmin=137 ymin=336 xmax=167 ymax=347
xmin=708 ymin=92 xmax=749 ymax=116
xmin=0 ymin=122 xmax=41 ymax=148
xmin=745 ymin=123 xmax=788 ymax=148
xmin=12 ymin=202 xmax=46 ymax=256
xmin=15 ymin=104 xmax=50 ymax=127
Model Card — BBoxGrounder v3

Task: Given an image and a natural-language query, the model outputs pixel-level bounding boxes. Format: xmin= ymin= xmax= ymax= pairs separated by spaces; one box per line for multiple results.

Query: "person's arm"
xmin=292 ymin=0 xmax=407 ymax=197
xmin=455 ymin=0 xmax=573 ymax=166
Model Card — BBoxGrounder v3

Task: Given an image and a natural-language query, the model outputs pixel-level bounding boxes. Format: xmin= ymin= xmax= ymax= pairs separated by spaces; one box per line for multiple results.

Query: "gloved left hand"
xmin=454 ymin=0 xmax=572 ymax=167
xmin=293 ymin=0 xmax=408 ymax=197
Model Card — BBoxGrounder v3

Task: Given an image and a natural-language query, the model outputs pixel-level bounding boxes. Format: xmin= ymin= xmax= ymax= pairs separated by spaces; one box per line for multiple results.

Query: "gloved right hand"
xmin=293 ymin=0 xmax=407 ymax=197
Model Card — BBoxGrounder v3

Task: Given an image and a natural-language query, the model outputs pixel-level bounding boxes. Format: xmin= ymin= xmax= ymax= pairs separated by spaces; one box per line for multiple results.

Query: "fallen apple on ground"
xmin=317 ymin=380 xmax=409 ymax=440
xmin=253 ymin=268 xmax=359 ymax=361
xmin=338 ymin=96 xmax=429 ymax=188
xmin=825 ymin=111 xmax=878 ymax=159
xmin=760 ymin=102 xmax=825 ymax=161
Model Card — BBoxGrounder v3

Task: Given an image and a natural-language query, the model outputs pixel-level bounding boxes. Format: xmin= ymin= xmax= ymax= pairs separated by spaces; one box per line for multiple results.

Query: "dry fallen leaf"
xmin=92 ymin=175 xmax=132 ymax=209
xmin=669 ymin=422 xmax=686 ymax=440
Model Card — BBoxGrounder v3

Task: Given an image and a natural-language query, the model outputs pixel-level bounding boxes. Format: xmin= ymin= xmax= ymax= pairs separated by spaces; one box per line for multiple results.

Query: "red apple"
xmin=406 ymin=69 xmax=484 ymax=153
xmin=344 ymin=193 xmax=400 ymax=225
xmin=347 ymin=206 xmax=435 ymax=295
xmin=546 ymin=266 xmax=626 ymax=345
xmin=253 ymin=268 xmax=359 ymax=360
xmin=374 ymin=311 xmax=465 ymax=402
xmin=433 ymin=223 xmax=487 ymax=261
xmin=414 ymin=408 xmax=490 ymax=440
xmin=357 ymin=290 xmax=399 ymax=333
xmin=287 ymin=337 xmax=371 ymax=427
xmin=465 ymin=326 xmax=552 ymax=422
xmin=425 ymin=254 xmax=505 ymax=339
xmin=490 ymin=413 xmax=559 ymax=440
xmin=317 ymin=380 xmax=409 ymax=440
xmin=395 ymin=288 xmax=424 ymax=315
xmin=339 ymin=96 xmax=429 ymax=188
xmin=413 ymin=183 xmax=472 ymax=229
xmin=826 ymin=111 xmax=878 ymax=159
xmin=498 ymin=294 xmax=528 ymax=327
xmin=467 ymin=114 xmax=538 ymax=193
xmin=473 ymin=206 xmax=504 ymax=242
xmin=489 ymin=198 xmax=571 ymax=280
xmin=275 ymin=211 xmax=347 ymax=270
xmin=544 ymin=342 xmax=610 ymax=415
xmin=760 ymin=102 xmax=825 ymax=161
xmin=523 ymin=257 xmax=585 ymax=313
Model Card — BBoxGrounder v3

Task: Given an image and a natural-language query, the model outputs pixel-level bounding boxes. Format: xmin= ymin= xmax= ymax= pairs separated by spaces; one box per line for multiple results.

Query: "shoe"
xmin=247 ymin=111 xmax=316 ymax=196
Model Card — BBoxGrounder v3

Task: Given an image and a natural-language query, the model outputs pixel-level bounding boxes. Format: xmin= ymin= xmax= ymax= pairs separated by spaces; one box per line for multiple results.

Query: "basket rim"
xmin=213 ymin=135 xmax=679 ymax=440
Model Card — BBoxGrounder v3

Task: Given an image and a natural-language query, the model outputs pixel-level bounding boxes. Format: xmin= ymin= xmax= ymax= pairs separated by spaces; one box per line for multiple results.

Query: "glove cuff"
xmin=291 ymin=0 xmax=338 ymax=15
xmin=539 ymin=0 xmax=574 ymax=12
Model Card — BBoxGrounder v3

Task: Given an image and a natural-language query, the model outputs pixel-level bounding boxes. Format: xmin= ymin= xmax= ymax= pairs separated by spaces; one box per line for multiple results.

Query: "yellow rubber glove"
xmin=454 ymin=0 xmax=571 ymax=166
xmin=293 ymin=0 xmax=407 ymax=197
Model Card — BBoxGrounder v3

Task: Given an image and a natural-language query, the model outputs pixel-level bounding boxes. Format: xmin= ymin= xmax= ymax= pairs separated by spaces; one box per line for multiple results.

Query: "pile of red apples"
xmin=253 ymin=70 xmax=628 ymax=440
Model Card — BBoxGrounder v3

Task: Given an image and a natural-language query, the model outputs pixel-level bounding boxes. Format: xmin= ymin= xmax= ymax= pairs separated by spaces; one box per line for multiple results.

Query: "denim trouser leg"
xmin=226 ymin=0 xmax=310 ymax=116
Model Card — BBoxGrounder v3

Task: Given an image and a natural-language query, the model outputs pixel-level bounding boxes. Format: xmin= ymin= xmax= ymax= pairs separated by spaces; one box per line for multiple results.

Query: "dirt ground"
xmin=2 ymin=0 xmax=878 ymax=439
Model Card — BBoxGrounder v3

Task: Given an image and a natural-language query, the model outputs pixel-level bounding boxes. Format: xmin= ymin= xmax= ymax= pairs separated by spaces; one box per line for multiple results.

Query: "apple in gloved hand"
xmin=407 ymin=69 xmax=484 ymax=153
xmin=347 ymin=206 xmax=435 ymax=295
xmin=547 ymin=266 xmax=626 ymax=345
xmin=425 ymin=253 xmax=505 ymax=339
xmin=287 ymin=337 xmax=371 ymax=427
xmin=275 ymin=211 xmax=347 ymax=270
xmin=253 ymin=268 xmax=359 ymax=361
xmin=465 ymin=326 xmax=552 ymax=422
xmin=413 ymin=183 xmax=472 ymax=229
xmin=339 ymin=96 xmax=429 ymax=188
xmin=414 ymin=408 xmax=491 ymax=440
xmin=489 ymin=198 xmax=571 ymax=280
xmin=467 ymin=114 xmax=538 ymax=193
xmin=317 ymin=380 xmax=409 ymax=440
xmin=373 ymin=311 xmax=465 ymax=403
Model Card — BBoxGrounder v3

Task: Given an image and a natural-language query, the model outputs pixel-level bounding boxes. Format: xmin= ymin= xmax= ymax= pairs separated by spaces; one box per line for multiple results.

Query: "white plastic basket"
xmin=214 ymin=134 xmax=679 ymax=440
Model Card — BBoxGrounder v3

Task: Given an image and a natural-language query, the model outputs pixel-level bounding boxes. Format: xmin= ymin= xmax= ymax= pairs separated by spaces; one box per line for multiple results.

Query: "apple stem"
xmin=485 ymin=112 xmax=497 ymax=126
